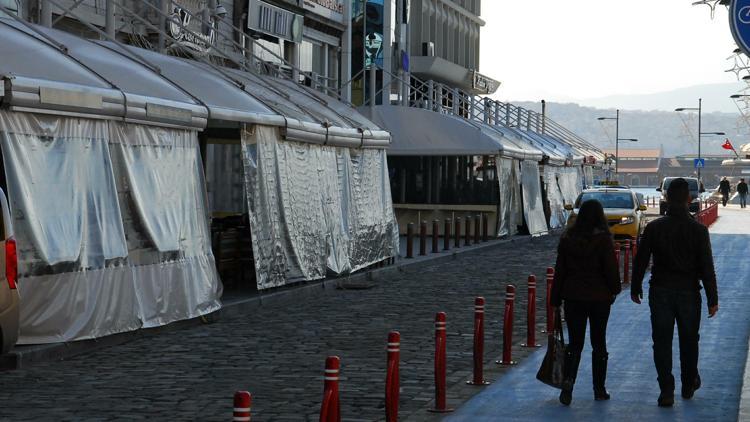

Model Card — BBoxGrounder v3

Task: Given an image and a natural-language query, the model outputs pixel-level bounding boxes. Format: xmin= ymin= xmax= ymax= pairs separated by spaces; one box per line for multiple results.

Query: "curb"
xmin=3 ymin=233 xmax=557 ymax=370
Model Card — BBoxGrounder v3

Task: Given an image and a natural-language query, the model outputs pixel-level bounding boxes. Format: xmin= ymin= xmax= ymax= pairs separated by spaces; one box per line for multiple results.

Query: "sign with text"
xmin=731 ymin=0 xmax=750 ymax=56
xmin=302 ymin=0 xmax=344 ymax=24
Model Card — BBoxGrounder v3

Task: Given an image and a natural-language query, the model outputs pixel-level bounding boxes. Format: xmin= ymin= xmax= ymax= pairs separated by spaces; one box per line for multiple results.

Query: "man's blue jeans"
xmin=741 ymin=194 xmax=747 ymax=208
xmin=649 ymin=286 xmax=702 ymax=392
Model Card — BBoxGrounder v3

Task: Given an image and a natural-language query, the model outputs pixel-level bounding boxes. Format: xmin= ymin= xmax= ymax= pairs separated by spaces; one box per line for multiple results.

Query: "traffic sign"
xmin=694 ymin=158 xmax=705 ymax=169
xmin=730 ymin=0 xmax=750 ymax=56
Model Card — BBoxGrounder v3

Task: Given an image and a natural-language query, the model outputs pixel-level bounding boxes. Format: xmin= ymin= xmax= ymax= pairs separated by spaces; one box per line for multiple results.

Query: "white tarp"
xmin=241 ymin=125 xmax=399 ymax=290
xmin=544 ymin=167 xmax=566 ymax=229
xmin=583 ymin=166 xmax=594 ymax=188
xmin=520 ymin=160 xmax=548 ymax=236
xmin=0 ymin=110 xmax=221 ymax=344
xmin=558 ymin=167 xmax=583 ymax=206
xmin=496 ymin=157 xmax=522 ymax=237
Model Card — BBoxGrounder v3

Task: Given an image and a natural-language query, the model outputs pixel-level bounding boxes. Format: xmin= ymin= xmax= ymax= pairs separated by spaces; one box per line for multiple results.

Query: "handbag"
xmin=536 ymin=308 xmax=566 ymax=389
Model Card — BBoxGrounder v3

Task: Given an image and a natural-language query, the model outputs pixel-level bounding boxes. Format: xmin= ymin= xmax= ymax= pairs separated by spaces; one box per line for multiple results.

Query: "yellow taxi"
xmin=564 ymin=187 xmax=648 ymax=242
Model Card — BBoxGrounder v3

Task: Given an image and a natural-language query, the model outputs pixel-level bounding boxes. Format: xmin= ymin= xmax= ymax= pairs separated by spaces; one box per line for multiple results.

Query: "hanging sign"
xmin=730 ymin=0 xmax=750 ymax=56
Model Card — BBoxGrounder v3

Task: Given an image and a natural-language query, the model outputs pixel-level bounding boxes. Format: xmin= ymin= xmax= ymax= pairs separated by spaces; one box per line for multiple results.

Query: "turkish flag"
xmin=722 ymin=139 xmax=735 ymax=150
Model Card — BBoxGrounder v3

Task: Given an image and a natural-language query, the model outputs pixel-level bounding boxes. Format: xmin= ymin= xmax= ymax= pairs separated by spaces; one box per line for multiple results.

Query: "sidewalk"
xmin=446 ymin=207 xmax=750 ymax=421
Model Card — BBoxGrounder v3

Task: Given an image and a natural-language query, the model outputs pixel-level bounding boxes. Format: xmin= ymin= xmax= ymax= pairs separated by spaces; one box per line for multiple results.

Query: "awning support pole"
xmin=41 ymin=0 xmax=52 ymax=26
xmin=369 ymin=65 xmax=377 ymax=114
xmin=105 ymin=0 xmax=115 ymax=38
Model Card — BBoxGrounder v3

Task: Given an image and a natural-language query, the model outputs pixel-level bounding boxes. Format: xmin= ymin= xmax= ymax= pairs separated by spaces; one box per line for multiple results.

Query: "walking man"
xmin=719 ymin=176 xmax=731 ymax=207
xmin=631 ymin=178 xmax=719 ymax=407
xmin=738 ymin=178 xmax=748 ymax=209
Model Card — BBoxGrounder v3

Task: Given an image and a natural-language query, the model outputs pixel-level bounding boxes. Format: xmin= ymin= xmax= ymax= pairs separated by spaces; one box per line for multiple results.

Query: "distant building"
xmin=604 ymin=148 xmax=662 ymax=187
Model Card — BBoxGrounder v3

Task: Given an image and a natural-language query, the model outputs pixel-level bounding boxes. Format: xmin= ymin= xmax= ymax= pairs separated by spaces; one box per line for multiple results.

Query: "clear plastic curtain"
xmin=558 ymin=167 xmax=583 ymax=206
xmin=520 ymin=160 xmax=549 ymax=236
xmin=496 ymin=157 xmax=521 ymax=237
xmin=241 ymin=125 xmax=398 ymax=290
xmin=544 ymin=167 xmax=566 ymax=229
xmin=583 ymin=166 xmax=594 ymax=188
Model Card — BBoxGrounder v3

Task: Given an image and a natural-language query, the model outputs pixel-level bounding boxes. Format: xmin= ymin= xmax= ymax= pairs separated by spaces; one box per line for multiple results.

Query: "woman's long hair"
xmin=569 ymin=199 xmax=610 ymax=237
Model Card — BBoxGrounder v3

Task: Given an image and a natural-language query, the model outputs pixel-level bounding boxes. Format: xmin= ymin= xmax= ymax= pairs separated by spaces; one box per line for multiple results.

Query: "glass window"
xmin=576 ymin=192 xmax=635 ymax=209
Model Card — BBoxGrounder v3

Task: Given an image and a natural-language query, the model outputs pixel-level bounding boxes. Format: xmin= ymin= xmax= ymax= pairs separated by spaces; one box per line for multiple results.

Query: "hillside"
xmin=513 ymin=101 xmax=748 ymax=157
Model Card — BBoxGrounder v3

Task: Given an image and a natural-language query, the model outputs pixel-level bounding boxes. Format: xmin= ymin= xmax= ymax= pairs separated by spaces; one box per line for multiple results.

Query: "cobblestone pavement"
xmin=0 ymin=235 xmax=560 ymax=422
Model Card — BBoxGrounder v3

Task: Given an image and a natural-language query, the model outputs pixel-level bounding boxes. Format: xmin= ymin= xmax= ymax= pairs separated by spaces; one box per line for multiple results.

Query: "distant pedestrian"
xmin=719 ymin=177 xmax=731 ymax=207
xmin=738 ymin=178 xmax=748 ymax=209
xmin=632 ymin=178 xmax=719 ymax=407
xmin=551 ymin=200 xmax=621 ymax=406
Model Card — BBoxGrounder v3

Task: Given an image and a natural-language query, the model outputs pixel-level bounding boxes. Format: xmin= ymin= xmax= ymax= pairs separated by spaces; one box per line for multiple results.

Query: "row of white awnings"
xmin=364 ymin=105 xmax=598 ymax=166
xmin=0 ymin=18 xmax=389 ymax=148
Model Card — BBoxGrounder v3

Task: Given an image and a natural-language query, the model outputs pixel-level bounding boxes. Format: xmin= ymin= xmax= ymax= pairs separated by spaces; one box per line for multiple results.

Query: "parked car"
xmin=565 ymin=187 xmax=648 ymax=242
xmin=657 ymin=177 xmax=703 ymax=215
xmin=0 ymin=188 xmax=18 ymax=355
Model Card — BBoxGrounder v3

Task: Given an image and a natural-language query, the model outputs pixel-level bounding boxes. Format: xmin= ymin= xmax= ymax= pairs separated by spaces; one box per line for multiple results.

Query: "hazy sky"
xmin=480 ymin=1 xmax=739 ymax=102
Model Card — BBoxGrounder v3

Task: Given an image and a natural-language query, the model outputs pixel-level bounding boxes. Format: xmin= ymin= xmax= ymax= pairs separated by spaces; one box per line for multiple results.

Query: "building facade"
xmin=604 ymin=148 xmax=662 ymax=187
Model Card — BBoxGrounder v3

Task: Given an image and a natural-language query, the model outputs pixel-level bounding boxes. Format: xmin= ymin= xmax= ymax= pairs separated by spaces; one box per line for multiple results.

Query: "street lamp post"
xmin=597 ymin=109 xmax=638 ymax=178
xmin=675 ymin=98 xmax=725 ymax=180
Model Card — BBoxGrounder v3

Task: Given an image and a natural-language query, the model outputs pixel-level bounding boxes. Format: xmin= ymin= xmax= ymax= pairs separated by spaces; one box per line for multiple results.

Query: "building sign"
xmin=248 ymin=0 xmax=303 ymax=43
xmin=731 ymin=0 xmax=750 ymax=56
xmin=471 ymin=71 xmax=500 ymax=95
xmin=302 ymin=0 xmax=345 ymax=24
xmin=166 ymin=1 xmax=218 ymax=55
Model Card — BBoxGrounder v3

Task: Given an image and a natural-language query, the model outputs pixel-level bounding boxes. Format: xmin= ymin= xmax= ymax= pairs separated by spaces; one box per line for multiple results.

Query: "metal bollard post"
xmin=623 ymin=240 xmax=631 ymax=284
xmin=233 ymin=391 xmax=252 ymax=422
xmin=444 ymin=218 xmax=451 ymax=251
xmin=464 ymin=216 xmax=472 ymax=246
xmin=482 ymin=214 xmax=489 ymax=242
xmin=543 ymin=268 xmax=554 ymax=334
xmin=420 ymin=221 xmax=427 ymax=256
xmin=496 ymin=285 xmax=517 ymax=365
xmin=385 ymin=331 xmax=400 ymax=422
xmin=432 ymin=220 xmax=439 ymax=254
xmin=467 ymin=297 xmax=489 ymax=386
xmin=521 ymin=275 xmax=541 ymax=348
xmin=454 ymin=217 xmax=462 ymax=248
xmin=429 ymin=312 xmax=453 ymax=413
xmin=474 ymin=214 xmax=481 ymax=244
xmin=319 ymin=356 xmax=341 ymax=422
xmin=406 ymin=223 xmax=414 ymax=259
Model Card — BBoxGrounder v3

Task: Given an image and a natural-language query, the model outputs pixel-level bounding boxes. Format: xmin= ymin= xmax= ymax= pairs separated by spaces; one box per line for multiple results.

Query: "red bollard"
xmin=319 ymin=356 xmax=341 ymax=422
xmin=623 ymin=240 xmax=631 ymax=284
xmin=444 ymin=218 xmax=451 ymax=251
xmin=474 ymin=214 xmax=481 ymax=244
xmin=454 ymin=218 xmax=462 ymax=248
xmin=432 ymin=220 xmax=439 ymax=254
xmin=465 ymin=216 xmax=472 ymax=246
xmin=385 ymin=331 xmax=400 ymax=422
xmin=496 ymin=285 xmax=517 ymax=366
xmin=522 ymin=275 xmax=541 ymax=348
xmin=406 ymin=223 xmax=414 ymax=259
xmin=233 ymin=391 xmax=252 ymax=422
xmin=420 ymin=221 xmax=427 ymax=256
xmin=429 ymin=312 xmax=453 ymax=413
xmin=543 ymin=268 xmax=554 ymax=334
xmin=467 ymin=297 xmax=490 ymax=386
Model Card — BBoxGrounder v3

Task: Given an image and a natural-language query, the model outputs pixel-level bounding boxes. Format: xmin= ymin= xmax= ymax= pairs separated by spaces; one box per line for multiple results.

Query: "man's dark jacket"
xmin=632 ymin=207 xmax=718 ymax=308
xmin=551 ymin=230 xmax=621 ymax=306
xmin=739 ymin=182 xmax=748 ymax=195
xmin=720 ymin=179 xmax=731 ymax=194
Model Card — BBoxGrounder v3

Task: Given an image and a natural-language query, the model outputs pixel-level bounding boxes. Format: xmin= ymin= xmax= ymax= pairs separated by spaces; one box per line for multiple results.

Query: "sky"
xmin=480 ymin=1 xmax=740 ymax=103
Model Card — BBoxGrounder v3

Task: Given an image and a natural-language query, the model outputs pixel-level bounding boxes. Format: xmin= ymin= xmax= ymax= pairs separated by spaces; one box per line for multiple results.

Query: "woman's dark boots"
xmin=592 ymin=352 xmax=611 ymax=400
xmin=559 ymin=350 xmax=581 ymax=406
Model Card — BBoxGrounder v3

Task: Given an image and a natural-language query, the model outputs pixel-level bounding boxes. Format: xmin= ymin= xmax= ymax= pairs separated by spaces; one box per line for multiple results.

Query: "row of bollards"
xmin=232 ymin=268 xmax=557 ymax=420
xmin=615 ymin=239 xmax=635 ymax=284
xmin=406 ymin=215 xmax=490 ymax=259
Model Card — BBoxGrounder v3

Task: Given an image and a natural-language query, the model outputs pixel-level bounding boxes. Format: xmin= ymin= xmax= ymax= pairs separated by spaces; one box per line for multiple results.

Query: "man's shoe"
xmin=559 ymin=389 xmax=572 ymax=406
xmin=658 ymin=392 xmax=674 ymax=407
xmin=682 ymin=375 xmax=701 ymax=399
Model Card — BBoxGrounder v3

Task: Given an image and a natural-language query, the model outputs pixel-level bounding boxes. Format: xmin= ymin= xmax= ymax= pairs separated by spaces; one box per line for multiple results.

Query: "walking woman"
xmin=551 ymin=200 xmax=621 ymax=405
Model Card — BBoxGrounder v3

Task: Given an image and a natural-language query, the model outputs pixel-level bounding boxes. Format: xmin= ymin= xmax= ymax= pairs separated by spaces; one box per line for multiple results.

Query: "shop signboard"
xmin=472 ymin=71 xmax=500 ymax=95
xmin=248 ymin=0 xmax=304 ymax=43
xmin=302 ymin=0 xmax=345 ymax=24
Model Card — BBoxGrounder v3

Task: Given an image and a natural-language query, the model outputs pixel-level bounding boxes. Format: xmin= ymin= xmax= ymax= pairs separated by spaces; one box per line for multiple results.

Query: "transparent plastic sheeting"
xmin=496 ymin=158 xmax=522 ymax=238
xmin=0 ymin=110 xmax=221 ymax=344
xmin=205 ymin=143 xmax=246 ymax=214
xmin=241 ymin=125 xmax=399 ymax=290
xmin=544 ymin=167 xmax=567 ymax=229
xmin=520 ymin=160 xmax=549 ymax=236
xmin=583 ymin=166 xmax=595 ymax=188
xmin=557 ymin=167 xmax=583 ymax=206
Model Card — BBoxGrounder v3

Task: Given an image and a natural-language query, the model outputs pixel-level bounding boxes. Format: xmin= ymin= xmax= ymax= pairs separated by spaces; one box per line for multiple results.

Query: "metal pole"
xmin=105 ymin=0 xmax=115 ymax=38
xmin=369 ymin=65 xmax=377 ymax=114
xmin=698 ymin=98 xmax=702 ymax=181
xmin=427 ymin=80 xmax=434 ymax=110
xmin=615 ymin=109 xmax=620 ymax=175
xmin=41 ymin=0 xmax=52 ymax=26
xmin=541 ymin=100 xmax=547 ymax=134
xmin=158 ymin=0 xmax=167 ymax=53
